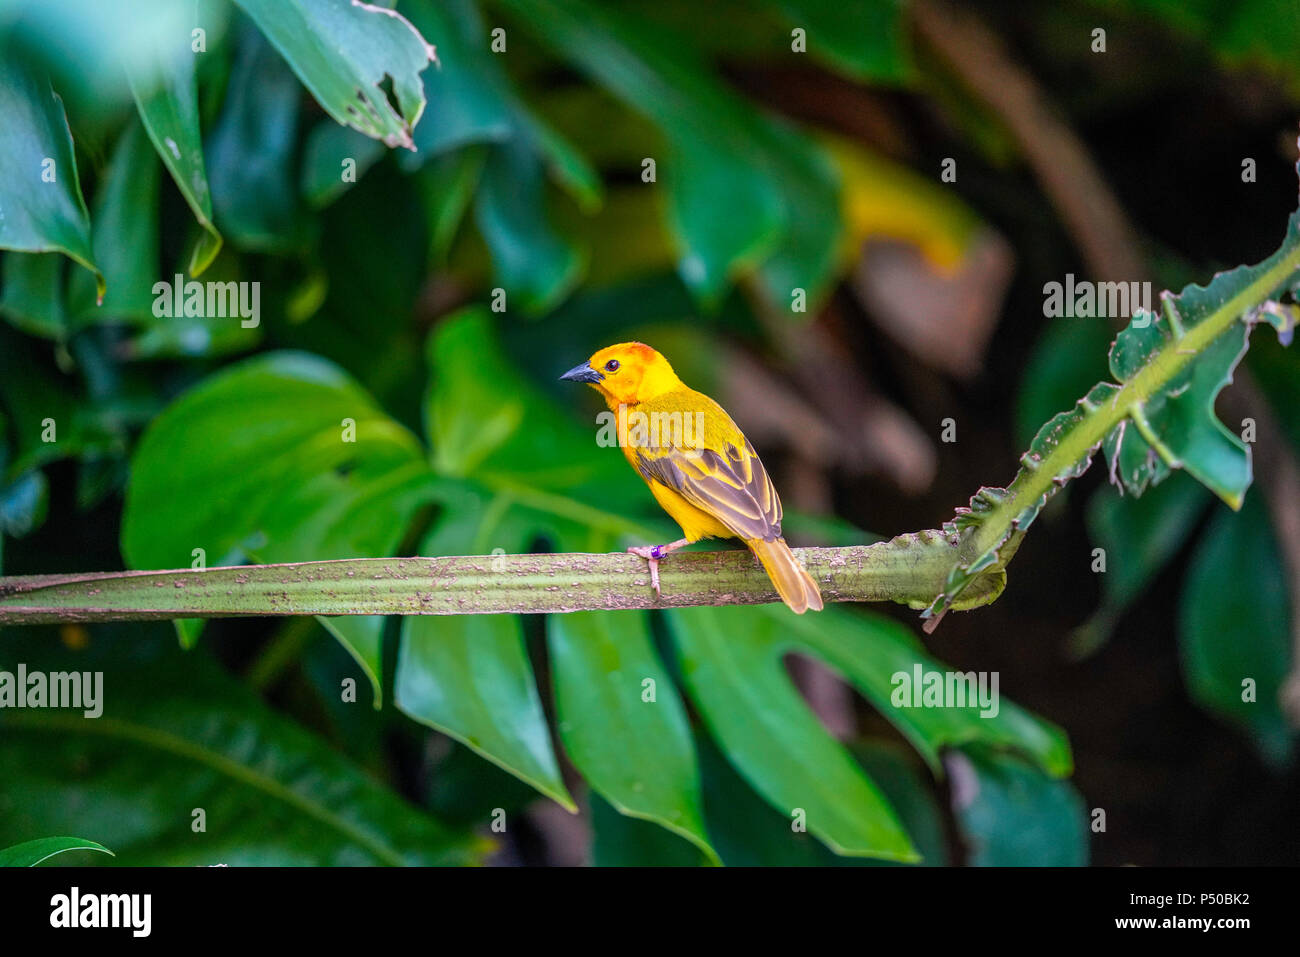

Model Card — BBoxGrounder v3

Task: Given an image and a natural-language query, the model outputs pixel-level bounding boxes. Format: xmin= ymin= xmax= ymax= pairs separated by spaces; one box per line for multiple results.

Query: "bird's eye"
xmin=604 ymin=359 xmax=620 ymax=372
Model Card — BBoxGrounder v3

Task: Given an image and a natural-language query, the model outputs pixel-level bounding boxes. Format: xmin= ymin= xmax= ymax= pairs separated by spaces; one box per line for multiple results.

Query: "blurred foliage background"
xmin=0 ymin=0 xmax=1297 ymax=865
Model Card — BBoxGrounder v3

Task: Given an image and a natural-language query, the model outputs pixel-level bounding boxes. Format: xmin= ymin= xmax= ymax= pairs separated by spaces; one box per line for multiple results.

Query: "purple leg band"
xmin=651 ymin=545 xmax=665 ymax=560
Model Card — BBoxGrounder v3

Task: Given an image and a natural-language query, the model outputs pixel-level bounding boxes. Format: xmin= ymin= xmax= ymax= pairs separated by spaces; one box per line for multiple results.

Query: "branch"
xmin=915 ymin=0 xmax=1300 ymax=697
xmin=921 ymin=237 xmax=1300 ymax=630
xmin=0 ymin=532 xmax=1007 ymax=625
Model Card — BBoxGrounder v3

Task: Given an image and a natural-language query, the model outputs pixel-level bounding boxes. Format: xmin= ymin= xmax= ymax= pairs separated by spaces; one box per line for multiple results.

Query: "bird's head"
xmin=559 ymin=342 xmax=683 ymax=407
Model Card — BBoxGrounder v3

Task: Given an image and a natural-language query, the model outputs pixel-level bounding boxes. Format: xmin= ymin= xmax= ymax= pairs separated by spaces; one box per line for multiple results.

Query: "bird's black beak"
xmin=559 ymin=361 xmax=603 ymax=384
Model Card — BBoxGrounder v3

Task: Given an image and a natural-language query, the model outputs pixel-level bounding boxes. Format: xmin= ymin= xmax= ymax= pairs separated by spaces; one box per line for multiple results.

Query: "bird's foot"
xmin=627 ymin=538 xmax=690 ymax=598
xmin=627 ymin=545 xmax=663 ymax=596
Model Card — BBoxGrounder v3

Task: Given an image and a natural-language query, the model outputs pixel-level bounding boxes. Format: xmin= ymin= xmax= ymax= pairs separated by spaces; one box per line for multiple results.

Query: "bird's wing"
xmin=635 ymin=435 xmax=782 ymax=542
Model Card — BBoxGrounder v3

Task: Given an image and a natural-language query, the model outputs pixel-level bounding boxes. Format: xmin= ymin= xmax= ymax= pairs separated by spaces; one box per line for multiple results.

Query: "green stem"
xmin=964 ymin=242 xmax=1300 ymax=580
xmin=0 ymin=530 xmax=1001 ymax=625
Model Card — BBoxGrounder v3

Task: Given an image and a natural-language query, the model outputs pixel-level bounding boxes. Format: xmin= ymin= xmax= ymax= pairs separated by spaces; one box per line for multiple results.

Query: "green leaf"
xmin=403 ymin=0 xmax=515 ymax=156
xmin=548 ymin=610 xmax=716 ymax=861
xmin=1016 ymin=318 xmax=1114 ymax=449
xmin=301 ymin=121 xmax=387 ymax=208
xmin=115 ymin=255 xmax=262 ymax=360
xmin=424 ymin=308 xmax=644 ymax=511
xmin=751 ymin=118 xmax=843 ymax=311
xmin=850 ymin=740 xmax=949 ymax=865
xmin=300 ymin=0 xmax=593 ymax=304
xmin=780 ymin=606 xmax=1073 ymax=776
xmin=474 ymin=139 xmax=585 ymax=314
xmin=232 ymin=0 xmax=436 ymax=148
xmin=499 ymin=0 xmax=815 ymax=308
xmin=1247 ymin=318 xmax=1300 ymax=452
xmin=668 ymin=604 xmax=916 ymax=860
xmin=0 ymin=57 xmax=103 ymax=299
xmin=0 ymin=630 xmax=483 ymax=865
xmin=0 ymin=252 xmax=66 ymax=337
xmin=947 ymin=746 xmax=1089 ymax=866
xmin=1179 ymin=496 xmax=1295 ymax=765
xmin=0 ymin=436 xmax=5 ymax=571
xmin=206 ymin=22 xmax=306 ymax=251
xmin=416 ymin=146 xmax=486 ymax=263
xmin=608 ymin=736 xmax=950 ymax=868
xmin=597 ymin=735 xmax=950 ymax=867
xmin=1105 ymin=299 xmax=1254 ymax=504
xmin=402 ymin=0 xmax=600 ymax=208
xmin=668 ymin=133 xmax=783 ymax=307
xmin=590 ymin=732 xmax=839 ymax=867
xmin=0 ymin=0 xmax=203 ymax=118
xmin=0 ymin=837 xmax=114 ymax=867
xmin=766 ymin=0 xmax=912 ymax=83
xmin=121 ymin=352 xmax=436 ymax=705
xmin=282 ymin=163 xmax=428 ymax=388
xmin=404 ymin=0 xmax=591 ymax=309
xmin=0 ymin=338 xmax=125 ymax=477
xmin=589 ymin=791 xmax=707 ymax=866
xmin=68 ymin=119 xmax=161 ymax=322
xmin=396 ymin=611 xmax=574 ymax=811
xmin=705 ymin=734 xmax=949 ymax=866
xmin=521 ymin=112 xmax=604 ymax=213
xmin=667 ymin=602 xmax=1072 ymax=860
xmin=422 ymin=739 xmax=541 ymax=829
xmin=127 ymin=33 xmax=223 ymax=275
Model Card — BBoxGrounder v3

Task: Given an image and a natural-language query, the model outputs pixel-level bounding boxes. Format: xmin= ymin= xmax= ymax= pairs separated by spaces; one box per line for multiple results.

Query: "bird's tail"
xmin=748 ymin=537 xmax=824 ymax=614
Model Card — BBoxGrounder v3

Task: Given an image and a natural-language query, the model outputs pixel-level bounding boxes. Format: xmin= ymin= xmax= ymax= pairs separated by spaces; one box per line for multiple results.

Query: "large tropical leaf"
xmin=398 ymin=607 xmax=575 ymax=811
xmin=668 ymin=603 xmax=1070 ymax=859
xmin=549 ymin=610 xmax=716 ymax=861
xmin=0 ymin=630 xmax=483 ymax=865
xmin=121 ymin=352 xmax=436 ymax=702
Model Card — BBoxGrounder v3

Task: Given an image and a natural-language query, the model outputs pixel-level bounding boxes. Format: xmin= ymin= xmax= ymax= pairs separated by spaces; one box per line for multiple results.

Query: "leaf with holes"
xmin=234 ymin=0 xmax=436 ymax=149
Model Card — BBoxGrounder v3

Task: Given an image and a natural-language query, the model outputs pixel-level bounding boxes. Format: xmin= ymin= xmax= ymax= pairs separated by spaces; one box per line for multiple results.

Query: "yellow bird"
xmin=561 ymin=342 xmax=823 ymax=614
